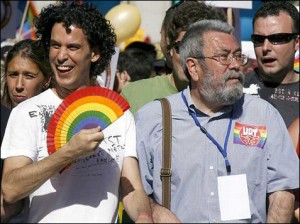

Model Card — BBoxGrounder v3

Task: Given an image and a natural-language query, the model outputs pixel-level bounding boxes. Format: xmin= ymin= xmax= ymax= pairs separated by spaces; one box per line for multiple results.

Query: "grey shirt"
xmin=136 ymin=87 xmax=299 ymax=223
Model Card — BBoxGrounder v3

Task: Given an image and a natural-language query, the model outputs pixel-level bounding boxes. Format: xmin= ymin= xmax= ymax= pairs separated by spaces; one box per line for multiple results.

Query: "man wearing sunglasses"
xmin=243 ymin=2 xmax=299 ymax=222
xmin=243 ymin=1 xmax=299 ymax=129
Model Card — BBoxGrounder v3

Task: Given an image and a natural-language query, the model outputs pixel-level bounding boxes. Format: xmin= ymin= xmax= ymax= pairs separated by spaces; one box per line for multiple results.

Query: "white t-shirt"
xmin=1 ymin=89 xmax=137 ymax=223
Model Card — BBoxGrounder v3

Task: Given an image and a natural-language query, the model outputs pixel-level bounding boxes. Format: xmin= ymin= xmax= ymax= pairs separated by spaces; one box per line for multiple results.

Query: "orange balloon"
xmin=105 ymin=4 xmax=141 ymax=45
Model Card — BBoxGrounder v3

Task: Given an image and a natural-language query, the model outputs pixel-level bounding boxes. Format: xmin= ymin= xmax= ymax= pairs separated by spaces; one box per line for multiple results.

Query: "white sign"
xmin=242 ymin=41 xmax=256 ymax=59
xmin=205 ymin=1 xmax=252 ymax=9
xmin=100 ymin=47 xmax=120 ymax=90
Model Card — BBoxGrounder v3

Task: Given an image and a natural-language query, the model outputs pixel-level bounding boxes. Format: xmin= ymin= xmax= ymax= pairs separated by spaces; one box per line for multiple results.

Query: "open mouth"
xmin=56 ymin=65 xmax=74 ymax=74
xmin=262 ymin=58 xmax=276 ymax=64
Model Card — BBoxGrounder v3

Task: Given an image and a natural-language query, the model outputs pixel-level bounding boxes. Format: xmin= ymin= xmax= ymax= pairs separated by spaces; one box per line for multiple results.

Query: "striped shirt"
xmin=136 ymin=87 xmax=299 ymax=223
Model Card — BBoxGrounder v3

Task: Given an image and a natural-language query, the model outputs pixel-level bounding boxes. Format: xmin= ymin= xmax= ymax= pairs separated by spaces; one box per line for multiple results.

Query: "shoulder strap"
xmin=158 ymin=98 xmax=172 ymax=209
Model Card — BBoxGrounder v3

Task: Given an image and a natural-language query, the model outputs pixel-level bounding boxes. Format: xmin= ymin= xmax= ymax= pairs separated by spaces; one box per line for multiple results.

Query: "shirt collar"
xmin=182 ymin=86 xmax=234 ymax=118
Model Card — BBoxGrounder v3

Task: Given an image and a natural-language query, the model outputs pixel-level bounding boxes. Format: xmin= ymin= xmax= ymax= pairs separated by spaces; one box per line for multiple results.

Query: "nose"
xmin=228 ymin=56 xmax=242 ymax=71
xmin=57 ymin=47 xmax=68 ymax=62
xmin=15 ymin=75 xmax=24 ymax=92
xmin=262 ymin=38 xmax=271 ymax=52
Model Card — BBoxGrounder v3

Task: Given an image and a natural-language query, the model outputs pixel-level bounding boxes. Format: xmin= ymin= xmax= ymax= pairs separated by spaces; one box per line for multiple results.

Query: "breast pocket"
xmin=230 ymin=146 xmax=267 ymax=184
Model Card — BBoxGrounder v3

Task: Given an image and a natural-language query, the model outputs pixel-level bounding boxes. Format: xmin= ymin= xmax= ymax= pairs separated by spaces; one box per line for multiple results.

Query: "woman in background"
xmin=1 ymin=39 xmax=52 ymax=109
xmin=1 ymin=39 xmax=52 ymax=223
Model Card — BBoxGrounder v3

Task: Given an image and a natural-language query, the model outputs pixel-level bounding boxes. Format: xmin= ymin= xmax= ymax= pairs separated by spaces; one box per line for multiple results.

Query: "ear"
xmin=120 ymin=71 xmax=131 ymax=82
xmin=186 ymin=58 xmax=202 ymax=82
xmin=169 ymin=47 xmax=174 ymax=57
xmin=91 ymin=49 xmax=100 ymax=62
xmin=43 ymin=76 xmax=52 ymax=90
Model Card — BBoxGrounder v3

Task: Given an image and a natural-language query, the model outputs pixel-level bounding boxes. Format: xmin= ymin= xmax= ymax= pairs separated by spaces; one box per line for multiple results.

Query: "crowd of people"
xmin=0 ymin=1 xmax=299 ymax=223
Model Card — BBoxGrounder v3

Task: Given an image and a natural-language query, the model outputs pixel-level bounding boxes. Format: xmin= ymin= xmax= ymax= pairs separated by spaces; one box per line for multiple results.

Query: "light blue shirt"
xmin=136 ymin=87 xmax=299 ymax=223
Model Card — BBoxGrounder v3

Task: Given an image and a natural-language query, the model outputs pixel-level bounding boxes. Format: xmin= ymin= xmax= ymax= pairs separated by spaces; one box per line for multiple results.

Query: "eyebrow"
xmin=233 ymin=47 xmax=242 ymax=53
xmin=7 ymin=70 xmax=40 ymax=75
xmin=50 ymin=39 xmax=59 ymax=44
xmin=50 ymin=39 xmax=82 ymax=48
xmin=217 ymin=47 xmax=242 ymax=54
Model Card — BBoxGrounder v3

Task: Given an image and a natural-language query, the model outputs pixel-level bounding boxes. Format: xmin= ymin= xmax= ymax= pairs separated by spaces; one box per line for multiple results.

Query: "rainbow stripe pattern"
xmin=294 ymin=50 xmax=299 ymax=73
xmin=233 ymin=122 xmax=267 ymax=148
xmin=47 ymin=86 xmax=130 ymax=155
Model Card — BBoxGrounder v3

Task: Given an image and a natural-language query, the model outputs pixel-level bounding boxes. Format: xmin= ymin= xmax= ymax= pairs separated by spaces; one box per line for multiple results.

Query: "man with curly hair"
xmin=1 ymin=2 xmax=153 ymax=223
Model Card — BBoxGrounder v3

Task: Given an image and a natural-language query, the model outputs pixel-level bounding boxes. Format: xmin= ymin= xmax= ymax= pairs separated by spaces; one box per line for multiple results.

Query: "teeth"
xmin=57 ymin=66 xmax=72 ymax=71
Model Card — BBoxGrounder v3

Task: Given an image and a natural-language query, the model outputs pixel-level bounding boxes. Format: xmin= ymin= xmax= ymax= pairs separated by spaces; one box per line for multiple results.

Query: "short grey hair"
xmin=179 ymin=20 xmax=234 ymax=79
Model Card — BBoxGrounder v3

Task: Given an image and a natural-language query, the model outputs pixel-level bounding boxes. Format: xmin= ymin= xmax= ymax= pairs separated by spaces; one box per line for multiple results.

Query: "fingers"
xmin=78 ymin=126 xmax=104 ymax=141
xmin=65 ymin=126 xmax=104 ymax=159
xmin=80 ymin=126 xmax=101 ymax=134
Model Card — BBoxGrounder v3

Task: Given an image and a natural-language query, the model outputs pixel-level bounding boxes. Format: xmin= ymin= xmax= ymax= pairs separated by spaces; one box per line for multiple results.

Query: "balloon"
xmin=105 ymin=4 xmax=141 ymax=45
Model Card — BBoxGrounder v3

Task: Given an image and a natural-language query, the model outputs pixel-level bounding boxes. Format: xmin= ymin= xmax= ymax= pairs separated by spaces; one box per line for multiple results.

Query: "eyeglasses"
xmin=173 ymin=41 xmax=181 ymax=54
xmin=251 ymin=33 xmax=298 ymax=46
xmin=196 ymin=53 xmax=248 ymax=66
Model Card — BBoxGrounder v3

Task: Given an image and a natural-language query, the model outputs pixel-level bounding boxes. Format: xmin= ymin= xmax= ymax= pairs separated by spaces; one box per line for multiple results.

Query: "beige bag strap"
xmin=158 ymin=98 xmax=172 ymax=209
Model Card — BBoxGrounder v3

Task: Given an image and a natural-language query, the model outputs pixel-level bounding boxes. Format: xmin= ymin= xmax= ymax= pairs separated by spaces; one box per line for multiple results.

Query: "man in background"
xmin=243 ymin=1 xmax=299 ymax=128
xmin=121 ymin=1 xmax=226 ymax=117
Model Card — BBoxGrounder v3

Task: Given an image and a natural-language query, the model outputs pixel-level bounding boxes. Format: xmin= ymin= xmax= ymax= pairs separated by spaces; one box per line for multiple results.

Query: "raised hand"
xmin=64 ymin=126 xmax=104 ymax=160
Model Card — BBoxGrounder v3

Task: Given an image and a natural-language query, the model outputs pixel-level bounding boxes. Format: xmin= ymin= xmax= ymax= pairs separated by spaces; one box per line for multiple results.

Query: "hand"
xmin=150 ymin=198 xmax=181 ymax=223
xmin=65 ymin=126 xmax=104 ymax=160
xmin=135 ymin=212 xmax=154 ymax=223
xmin=1 ymin=192 xmax=23 ymax=223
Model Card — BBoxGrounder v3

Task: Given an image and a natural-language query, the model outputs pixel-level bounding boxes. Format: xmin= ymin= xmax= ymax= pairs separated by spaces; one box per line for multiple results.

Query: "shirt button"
xmin=209 ymin=166 xmax=214 ymax=170
xmin=211 ymin=192 xmax=214 ymax=196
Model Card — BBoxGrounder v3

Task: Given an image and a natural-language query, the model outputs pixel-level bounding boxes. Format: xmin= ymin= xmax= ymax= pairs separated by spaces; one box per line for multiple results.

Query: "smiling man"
xmin=1 ymin=2 xmax=153 ymax=223
xmin=243 ymin=1 xmax=299 ymax=128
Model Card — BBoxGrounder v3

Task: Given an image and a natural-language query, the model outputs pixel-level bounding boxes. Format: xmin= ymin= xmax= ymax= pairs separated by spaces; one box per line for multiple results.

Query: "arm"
xmin=135 ymin=103 xmax=181 ymax=223
xmin=1 ymin=192 xmax=23 ymax=223
xmin=2 ymin=127 xmax=104 ymax=203
xmin=294 ymin=203 xmax=299 ymax=223
xmin=267 ymin=190 xmax=295 ymax=223
xmin=121 ymin=156 xmax=153 ymax=223
xmin=288 ymin=117 xmax=300 ymax=157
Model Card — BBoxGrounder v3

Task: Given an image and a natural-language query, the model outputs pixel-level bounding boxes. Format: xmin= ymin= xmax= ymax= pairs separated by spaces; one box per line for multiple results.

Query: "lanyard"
xmin=181 ymin=91 xmax=232 ymax=175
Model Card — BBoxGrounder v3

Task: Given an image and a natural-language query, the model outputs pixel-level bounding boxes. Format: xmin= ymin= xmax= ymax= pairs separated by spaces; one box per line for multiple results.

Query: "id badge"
xmin=217 ymin=174 xmax=251 ymax=221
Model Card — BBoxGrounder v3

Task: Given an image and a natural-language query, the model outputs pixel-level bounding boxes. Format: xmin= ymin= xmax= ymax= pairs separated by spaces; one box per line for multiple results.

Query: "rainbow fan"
xmin=47 ymin=86 xmax=130 ymax=156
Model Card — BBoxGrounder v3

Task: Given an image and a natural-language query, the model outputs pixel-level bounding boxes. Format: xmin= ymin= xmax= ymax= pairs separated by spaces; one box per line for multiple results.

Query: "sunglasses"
xmin=251 ymin=33 xmax=298 ymax=46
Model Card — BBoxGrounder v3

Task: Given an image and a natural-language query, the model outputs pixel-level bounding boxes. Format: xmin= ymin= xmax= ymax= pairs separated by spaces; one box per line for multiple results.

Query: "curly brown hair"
xmin=34 ymin=1 xmax=117 ymax=78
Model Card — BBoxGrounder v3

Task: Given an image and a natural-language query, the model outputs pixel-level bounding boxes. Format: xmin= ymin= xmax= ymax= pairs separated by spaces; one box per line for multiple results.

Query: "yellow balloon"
xmin=105 ymin=4 xmax=141 ymax=45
